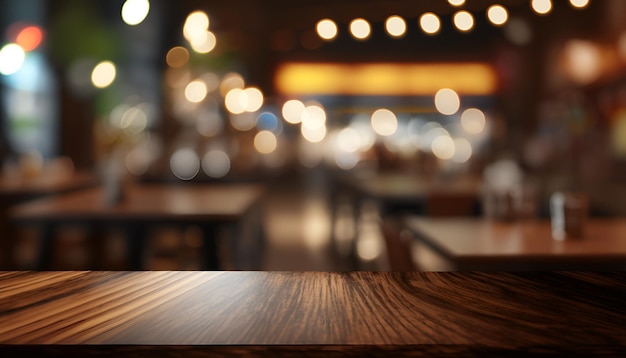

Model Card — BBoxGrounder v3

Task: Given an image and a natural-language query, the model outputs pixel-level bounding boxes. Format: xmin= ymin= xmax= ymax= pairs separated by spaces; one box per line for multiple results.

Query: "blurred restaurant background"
xmin=1 ymin=0 xmax=626 ymax=271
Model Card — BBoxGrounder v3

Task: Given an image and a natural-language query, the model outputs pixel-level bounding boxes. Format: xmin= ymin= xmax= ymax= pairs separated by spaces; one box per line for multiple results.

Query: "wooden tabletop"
xmin=0 ymin=170 xmax=97 ymax=201
xmin=0 ymin=271 xmax=625 ymax=356
xmin=344 ymin=172 xmax=482 ymax=200
xmin=403 ymin=217 xmax=626 ymax=270
xmin=9 ymin=182 xmax=266 ymax=223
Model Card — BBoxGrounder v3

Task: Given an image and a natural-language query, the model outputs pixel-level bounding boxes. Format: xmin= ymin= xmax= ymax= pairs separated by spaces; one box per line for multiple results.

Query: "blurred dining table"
xmin=0 ymin=270 xmax=625 ymax=357
xmin=8 ymin=182 xmax=266 ymax=270
xmin=402 ymin=216 xmax=626 ymax=271
xmin=329 ymin=170 xmax=483 ymax=268
xmin=0 ymin=167 xmax=98 ymax=269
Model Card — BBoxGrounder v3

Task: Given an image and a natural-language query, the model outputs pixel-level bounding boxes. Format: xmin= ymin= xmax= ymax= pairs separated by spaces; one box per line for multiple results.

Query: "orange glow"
xmin=16 ymin=26 xmax=43 ymax=51
xmin=275 ymin=63 xmax=497 ymax=96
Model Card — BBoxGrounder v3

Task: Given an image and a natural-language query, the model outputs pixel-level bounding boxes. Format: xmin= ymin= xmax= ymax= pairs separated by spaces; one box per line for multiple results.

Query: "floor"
xmin=11 ymin=170 xmax=391 ymax=271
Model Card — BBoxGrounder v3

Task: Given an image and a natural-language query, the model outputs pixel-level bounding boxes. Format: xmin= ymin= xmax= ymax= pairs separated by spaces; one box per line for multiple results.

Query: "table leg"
xmin=201 ymin=224 xmax=220 ymax=271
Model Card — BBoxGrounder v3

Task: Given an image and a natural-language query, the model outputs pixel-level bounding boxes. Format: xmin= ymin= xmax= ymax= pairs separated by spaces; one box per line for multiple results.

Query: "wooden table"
xmin=403 ymin=217 xmax=626 ymax=271
xmin=0 ymin=271 xmax=624 ymax=357
xmin=8 ymin=183 xmax=266 ymax=270
xmin=329 ymin=171 xmax=482 ymax=269
xmin=0 ymin=170 xmax=98 ymax=269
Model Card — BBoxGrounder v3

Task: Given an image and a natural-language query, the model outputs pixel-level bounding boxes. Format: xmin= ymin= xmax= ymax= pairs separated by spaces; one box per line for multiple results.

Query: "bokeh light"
xmin=301 ymin=124 xmax=327 ymax=143
xmin=91 ymin=61 xmax=116 ymax=88
xmin=448 ymin=0 xmax=465 ymax=6
xmin=166 ymin=46 xmax=189 ymax=68
xmin=531 ymin=0 xmax=552 ymax=15
xmin=121 ymin=0 xmax=150 ymax=26
xmin=202 ymin=150 xmax=231 ymax=178
xmin=282 ymin=99 xmax=305 ymax=124
xmin=434 ymin=88 xmax=460 ymax=115
xmin=189 ymin=31 xmax=217 ymax=53
xmin=225 ymin=88 xmax=246 ymax=114
xmin=420 ymin=13 xmax=441 ymax=35
xmin=15 ymin=26 xmax=43 ymax=51
xmin=350 ymin=18 xmax=371 ymax=40
xmin=184 ymin=10 xmax=210 ymax=42
xmin=461 ymin=108 xmax=486 ymax=134
xmin=244 ymin=87 xmax=264 ymax=112
xmin=170 ymin=148 xmax=200 ymax=180
xmin=316 ymin=19 xmax=338 ymax=40
xmin=337 ymin=127 xmax=362 ymax=153
xmin=254 ymin=130 xmax=278 ymax=154
xmin=0 ymin=43 xmax=25 ymax=75
xmin=220 ymin=72 xmax=245 ymax=97
xmin=487 ymin=5 xmax=508 ymax=26
xmin=371 ymin=109 xmax=398 ymax=136
xmin=185 ymin=80 xmax=208 ymax=103
xmin=301 ymin=105 xmax=326 ymax=130
xmin=569 ymin=0 xmax=589 ymax=9
xmin=431 ymin=135 xmax=455 ymax=160
xmin=504 ymin=17 xmax=532 ymax=45
xmin=452 ymin=138 xmax=472 ymax=163
xmin=385 ymin=16 xmax=406 ymax=38
xmin=256 ymin=112 xmax=279 ymax=132
xmin=453 ymin=11 xmax=474 ymax=32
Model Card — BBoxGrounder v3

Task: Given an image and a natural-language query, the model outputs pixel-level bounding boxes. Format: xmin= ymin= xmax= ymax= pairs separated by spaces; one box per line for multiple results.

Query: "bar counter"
xmin=1 ymin=271 xmax=625 ymax=357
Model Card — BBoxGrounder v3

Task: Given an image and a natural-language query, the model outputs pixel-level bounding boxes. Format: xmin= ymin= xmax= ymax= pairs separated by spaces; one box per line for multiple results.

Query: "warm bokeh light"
xmin=420 ymin=13 xmax=441 ymax=35
xmin=0 ymin=43 xmax=25 ymax=75
xmin=531 ymin=0 xmax=552 ymax=15
xmin=453 ymin=11 xmax=474 ymax=32
xmin=385 ymin=16 xmax=406 ymax=38
xmin=461 ymin=108 xmax=486 ymax=134
xmin=184 ymin=11 xmax=210 ymax=42
xmin=452 ymin=138 xmax=472 ymax=163
xmin=225 ymin=88 xmax=247 ymax=114
xmin=276 ymin=63 xmax=497 ymax=96
xmin=487 ymin=5 xmax=508 ymax=26
xmin=301 ymin=124 xmax=327 ymax=143
xmin=166 ymin=46 xmax=189 ymax=68
xmin=220 ymin=72 xmax=245 ymax=97
xmin=189 ymin=31 xmax=217 ymax=53
xmin=431 ymin=135 xmax=455 ymax=160
xmin=15 ymin=26 xmax=43 ymax=51
xmin=563 ymin=40 xmax=602 ymax=85
xmin=170 ymin=148 xmax=200 ymax=180
xmin=185 ymin=80 xmax=208 ymax=103
xmin=301 ymin=105 xmax=326 ymax=130
xmin=244 ymin=87 xmax=264 ymax=112
xmin=125 ymin=148 xmax=150 ymax=176
xmin=316 ymin=19 xmax=338 ymax=40
xmin=202 ymin=150 xmax=231 ymax=178
xmin=350 ymin=18 xmax=371 ymax=40
xmin=434 ymin=88 xmax=460 ymax=115
xmin=371 ymin=109 xmax=398 ymax=136
xmin=336 ymin=127 xmax=362 ymax=153
xmin=254 ymin=130 xmax=278 ymax=154
xmin=569 ymin=0 xmax=589 ymax=9
xmin=282 ymin=99 xmax=305 ymax=124
xmin=91 ymin=61 xmax=116 ymax=88
xmin=448 ymin=0 xmax=465 ymax=6
xmin=121 ymin=0 xmax=150 ymax=26
xmin=229 ymin=112 xmax=257 ymax=131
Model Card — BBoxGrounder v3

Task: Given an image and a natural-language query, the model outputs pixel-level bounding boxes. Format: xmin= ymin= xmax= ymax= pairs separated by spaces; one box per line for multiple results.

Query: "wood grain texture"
xmin=404 ymin=217 xmax=626 ymax=270
xmin=1 ymin=271 xmax=625 ymax=356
